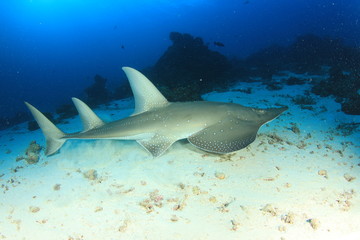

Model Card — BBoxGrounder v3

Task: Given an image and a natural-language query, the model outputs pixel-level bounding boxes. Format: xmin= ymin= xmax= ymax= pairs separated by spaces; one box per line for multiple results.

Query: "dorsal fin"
xmin=71 ymin=97 xmax=105 ymax=131
xmin=122 ymin=67 xmax=168 ymax=115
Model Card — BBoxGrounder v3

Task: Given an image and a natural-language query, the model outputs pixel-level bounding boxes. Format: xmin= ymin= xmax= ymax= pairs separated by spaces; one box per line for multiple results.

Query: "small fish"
xmin=214 ymin=41 xmax=225 ymax=47
xmin=121 ymin=45 xmax=125 ymax=49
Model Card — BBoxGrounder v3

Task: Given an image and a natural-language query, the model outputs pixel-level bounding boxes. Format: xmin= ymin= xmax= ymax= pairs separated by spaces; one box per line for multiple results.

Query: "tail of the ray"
xmin=25 ymin=102 xmax=66 ymax=156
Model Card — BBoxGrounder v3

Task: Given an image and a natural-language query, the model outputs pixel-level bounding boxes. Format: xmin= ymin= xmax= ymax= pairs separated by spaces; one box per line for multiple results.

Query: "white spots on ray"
xmin=189 ymin=134 xmax=256 ymax=153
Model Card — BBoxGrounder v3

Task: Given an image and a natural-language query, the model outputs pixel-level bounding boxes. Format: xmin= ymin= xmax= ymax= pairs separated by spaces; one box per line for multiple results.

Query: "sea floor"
xmin=0 ymin=73 xmax=360 ymax=240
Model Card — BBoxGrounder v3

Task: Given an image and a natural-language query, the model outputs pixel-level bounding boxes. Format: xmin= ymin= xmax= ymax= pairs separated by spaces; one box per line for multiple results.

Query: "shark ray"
xmin=25 ymin=67 xmax=287 ymax=157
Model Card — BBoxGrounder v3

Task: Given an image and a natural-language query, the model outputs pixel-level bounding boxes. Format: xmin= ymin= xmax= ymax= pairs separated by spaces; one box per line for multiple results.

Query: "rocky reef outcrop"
xmin=145 ymin=32 xmax=233 ymax=101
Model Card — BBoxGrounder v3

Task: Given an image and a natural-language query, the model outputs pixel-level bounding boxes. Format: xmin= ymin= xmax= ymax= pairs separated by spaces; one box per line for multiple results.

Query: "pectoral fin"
xmin=137 ymin=134 xmax=176 ymax=157
xmin=188 ymin=118 xmax=259 ymax=154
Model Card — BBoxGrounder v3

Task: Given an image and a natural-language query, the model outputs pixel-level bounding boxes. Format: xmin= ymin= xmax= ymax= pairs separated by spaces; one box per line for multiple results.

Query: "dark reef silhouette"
xmin=85 ymin=74 xmax=110 ymax=107
xmin=144 ymin=32 xmax=233 ymax=101
xmin=241 ymin=34 xmax=360 ymax=115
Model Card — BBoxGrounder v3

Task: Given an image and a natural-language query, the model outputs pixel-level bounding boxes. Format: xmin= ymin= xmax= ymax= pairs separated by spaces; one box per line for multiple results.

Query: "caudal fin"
xmin=25 ymin=102 xmax=66 ymax=156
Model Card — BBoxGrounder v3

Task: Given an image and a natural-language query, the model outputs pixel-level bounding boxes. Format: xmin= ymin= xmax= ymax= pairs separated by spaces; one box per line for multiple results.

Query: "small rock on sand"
xmin=308 ymin=218 xmax=320 ymax=230
xmin=282 ymin=212 xmax=295 ymax=224
xmin=261 ymin=204 xmax=277 ymax=216
xmin=29 ymin=206 xmax=40 ymax=213
xmin=215 ymin=171 xmax=226 ymax=180
xmin=318 ymin=170 xmax=328 ymax=179
xmin=170 ymin=215 xmax=179 ymax=222
xmin=83 ymin=169 xmax=98 ymax=180
xmin=344 ymin=173 xmax=356 ymax=182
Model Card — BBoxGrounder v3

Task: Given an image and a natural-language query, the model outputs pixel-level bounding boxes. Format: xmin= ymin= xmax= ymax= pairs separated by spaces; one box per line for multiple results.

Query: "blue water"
xmin=0 ymin=0 xmax=359 ymax=120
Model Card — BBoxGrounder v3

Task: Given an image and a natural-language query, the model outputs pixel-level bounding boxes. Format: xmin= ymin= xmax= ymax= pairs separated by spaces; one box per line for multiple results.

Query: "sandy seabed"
xmin=0 ymin=73 xmax=359 ymax=240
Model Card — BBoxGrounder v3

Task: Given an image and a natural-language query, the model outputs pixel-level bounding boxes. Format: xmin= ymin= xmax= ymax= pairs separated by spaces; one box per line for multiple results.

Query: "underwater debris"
xmin=343 ymin=173 xmax=356 ymax=182
xmin=170 ymin=215 xmax=179 ymax=222
xmin=230 ymin=219 xmax=240 ymax=231
xmin=29 ymin=206 xmax=40 ymax=213
xmin=193 ymin=171 xmax=205 ymax=177
xmin=16 ymin=141 xmax=42 ymax=164
xmin=290 ymin=122 xmax=300 ymax=134
xmin=318 ymin=170 xmax=328 ymax=179
xmin=217 ymin=198 xmax=235 ymax=213
xmin=308 ymin=218 xmax=320 ymax=230
xmin=215 ymin=171 xmax=226 ymax=180
xmin=172 ymin=194 xmax=188 ymax=211
xmin=260 ymin=204 xmax=277 ymax=216
xmin=53 ymin=184 xmax=61 ymax=191
xmin=292 ymin=95 xmax=316 ymax=106
xmin=281 ymin=212 xmax=295 ymax=224
xmin=333 ymin=189 xmax=354 ymax=211
xmin=266 ymin=133 xmax=284 ymax=145
xmin=139 ymin=190 xmax=164 ymax=213
xmin=118 ymin=219 xmax=130 ymax=232
xmin=278 ymin=225 xmax=286 ymax=232
xmin=296 ymin=141 xmax=307 ymax=149
xmin=262 ymin=175 xmax=278 ymax=181
xmin=83 ymin=169 xmax=98 ymax=180
xmin=94 ymin=206 xmax=103 ymax=212
xmin=25 ymin=141 xmax=42 ymax=164
xmin=177 ymin=183 xmax=186 ymax=190
xmin=336 ymin=122 xmax=360 ymax=136
xmin=192 ymin=186 xmax=201 ymax=195
xmin=214 ymin=153 xmax=236 ymax=162
xmin=209 ymin=196 xmax=217 ymax=203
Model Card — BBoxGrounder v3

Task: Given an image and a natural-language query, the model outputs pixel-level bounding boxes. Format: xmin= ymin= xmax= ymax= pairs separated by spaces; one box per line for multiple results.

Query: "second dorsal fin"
xmin=122 ymin=67 xmax=169 ymax=115
xmin=72 ymin=97 xmax=105 ymax=131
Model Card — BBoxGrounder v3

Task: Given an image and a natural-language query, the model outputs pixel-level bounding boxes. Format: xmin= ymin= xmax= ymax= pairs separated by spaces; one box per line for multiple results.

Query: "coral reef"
xmin=312 ymin=66 xmax=360 ymax=115
xmin=242 ymin=34 xmax=360 ymax=115
xmin=16 ymin=141 xmax=42 ymax=164
xmin=145 ymin=32 xmax=232 ymax=101
xmin=244 ymin=34 xmax=360 ymax=76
